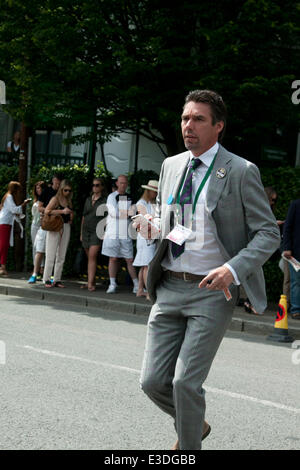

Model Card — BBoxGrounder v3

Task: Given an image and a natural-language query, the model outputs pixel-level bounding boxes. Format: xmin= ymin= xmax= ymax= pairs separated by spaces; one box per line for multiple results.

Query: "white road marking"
xmin=21 ymin=345 xmax=140 ymax=375
xmin=20 ymin=344 xmax=300 ymax=416
xmin=205 ymin=386 xmax=300 ymax=415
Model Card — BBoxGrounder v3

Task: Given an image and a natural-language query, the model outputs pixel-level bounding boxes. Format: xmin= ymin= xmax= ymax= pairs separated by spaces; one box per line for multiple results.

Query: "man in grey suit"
xmin=138 ymin=90 xmax=280 ymax=450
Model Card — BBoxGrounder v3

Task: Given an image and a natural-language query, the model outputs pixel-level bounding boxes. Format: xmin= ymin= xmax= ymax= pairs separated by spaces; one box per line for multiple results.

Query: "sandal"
xmin=244 ymin=301 xmax=251 ymax=313
xmin=44 ymin=280 xmax=52 ymax=288
xmin=250 ymin=305 xmax=259 ymax=315
xmin=88 ymin=286 xmax=96 ymax=292
xmin=136 ymin=290 xmax=147 ymax=297
xmin=53 ymin=281 xmax=65 ymax=288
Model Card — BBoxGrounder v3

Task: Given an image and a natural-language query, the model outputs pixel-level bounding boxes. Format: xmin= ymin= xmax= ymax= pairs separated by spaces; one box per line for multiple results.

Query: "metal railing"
xmin=0 ymin=151 xmax=18 ymax=166
xmin=0 ymin=151 xmax=85 ymax=167
xmin=34 ymin=153 xmax=85 ymax=167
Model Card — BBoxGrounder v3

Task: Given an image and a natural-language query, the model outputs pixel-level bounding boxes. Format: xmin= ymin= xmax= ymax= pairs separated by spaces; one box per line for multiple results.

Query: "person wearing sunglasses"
xmin=43 ymin=179 xmax=73 ymax=288
xmin=28 ymin=173 xmax=63 ymax=284
xmin=80 ymin=178 xmax=107 ymax=291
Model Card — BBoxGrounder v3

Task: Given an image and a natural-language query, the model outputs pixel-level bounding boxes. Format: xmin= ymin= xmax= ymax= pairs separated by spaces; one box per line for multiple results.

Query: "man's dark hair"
xmin=184 ymin=89 xmax=227 ymax=142
xmin=52 ymin=172 xmax=64 ymax=181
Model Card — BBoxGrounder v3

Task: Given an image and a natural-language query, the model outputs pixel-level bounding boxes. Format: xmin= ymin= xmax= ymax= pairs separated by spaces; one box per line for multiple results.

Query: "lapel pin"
xmin=216 ymin=168 xmax=226 ymax=179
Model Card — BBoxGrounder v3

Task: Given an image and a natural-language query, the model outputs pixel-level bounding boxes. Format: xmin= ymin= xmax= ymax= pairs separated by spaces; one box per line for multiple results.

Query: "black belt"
xmin=165 ymin=270 xmax=206 ymax=283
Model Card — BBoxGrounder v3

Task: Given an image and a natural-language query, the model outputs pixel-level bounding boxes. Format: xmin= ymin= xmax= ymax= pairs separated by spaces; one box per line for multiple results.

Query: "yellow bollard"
xmin=267 ymin=295 xmax=294 ymax=343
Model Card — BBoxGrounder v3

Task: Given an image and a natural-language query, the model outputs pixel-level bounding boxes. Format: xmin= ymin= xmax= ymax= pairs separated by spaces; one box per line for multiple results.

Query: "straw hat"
xmin=141 ymin=180 xmax=159 ymax=192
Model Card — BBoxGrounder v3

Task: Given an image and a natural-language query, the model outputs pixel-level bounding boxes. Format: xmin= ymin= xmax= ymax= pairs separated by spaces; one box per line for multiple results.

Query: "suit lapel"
xmin=173 ymin=152 xmax=190 ymax=200
xmin=206 ymin=145 xmax=232 ymax=212
xmin=161 ymin=152 xmax=189 ymax=235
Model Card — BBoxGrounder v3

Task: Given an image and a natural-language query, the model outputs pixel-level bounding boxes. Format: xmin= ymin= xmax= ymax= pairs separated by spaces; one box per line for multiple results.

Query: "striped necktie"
xmin=171 ymin=158 xmax=202 ymax=259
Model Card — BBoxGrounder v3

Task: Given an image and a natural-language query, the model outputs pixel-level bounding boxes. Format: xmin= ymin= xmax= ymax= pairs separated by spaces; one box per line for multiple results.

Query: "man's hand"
xmin=132 ymin=214 xmax=160 ymax=240
xmin=283 ymin=250 xmax=292 ymax=259
xmin=198 ymin=265 xmax=234 ymax=291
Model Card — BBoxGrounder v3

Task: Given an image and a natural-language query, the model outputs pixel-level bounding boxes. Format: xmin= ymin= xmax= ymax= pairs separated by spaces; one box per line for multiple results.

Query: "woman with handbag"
xmin=0 ymin=181 xmax=31 ymax=275
xmin=30 ymin=181 xmax=47 ymax=278
xmin=80 ymin=177 xmax=107 ymax=291
xmin=42 ymin=180 xmax=73 ymax=288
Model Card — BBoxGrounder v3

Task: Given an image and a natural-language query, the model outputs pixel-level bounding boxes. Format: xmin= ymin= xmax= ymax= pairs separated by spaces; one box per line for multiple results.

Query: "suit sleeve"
xmin=227 ymin=163 xmax=281 ymax=281
xmin=152 ymin=159 xmax=166 ymax=231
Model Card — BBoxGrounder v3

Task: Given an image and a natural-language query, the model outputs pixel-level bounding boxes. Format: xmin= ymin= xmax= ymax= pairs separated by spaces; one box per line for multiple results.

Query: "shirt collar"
xmin=189 ymin=142 xmax=219 ymax=168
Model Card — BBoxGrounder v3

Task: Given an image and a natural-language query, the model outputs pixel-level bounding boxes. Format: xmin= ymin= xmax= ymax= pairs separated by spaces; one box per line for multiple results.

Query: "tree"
xmin=0 ymin=0 xmax=299 ymax=163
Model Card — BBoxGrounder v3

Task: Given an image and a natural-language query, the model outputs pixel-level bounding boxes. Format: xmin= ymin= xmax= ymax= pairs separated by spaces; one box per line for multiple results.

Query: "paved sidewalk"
xmin=0 ymin=272 xmax=300 ymax=340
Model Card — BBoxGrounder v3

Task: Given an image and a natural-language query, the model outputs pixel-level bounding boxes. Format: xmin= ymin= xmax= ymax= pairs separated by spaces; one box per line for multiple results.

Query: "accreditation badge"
xmin=166 ymin=224 xmax=193 ymax=246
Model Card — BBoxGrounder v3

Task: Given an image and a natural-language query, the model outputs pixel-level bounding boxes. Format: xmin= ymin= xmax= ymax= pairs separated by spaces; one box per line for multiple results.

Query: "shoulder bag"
xmin=41 ymin=210 xmax=63 ymax=232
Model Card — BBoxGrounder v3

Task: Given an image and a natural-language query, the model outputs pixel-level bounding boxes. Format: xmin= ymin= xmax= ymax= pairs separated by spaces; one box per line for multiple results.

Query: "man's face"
xmin=116 ymin=176 xmax=128 ymax=194
xmin=52 ymin=177 xmax=61 ymax=190
xmin=269 ymin=192 xmax=277 ymax=209
xmin=181 ymin=101 xmax=224 ymax=156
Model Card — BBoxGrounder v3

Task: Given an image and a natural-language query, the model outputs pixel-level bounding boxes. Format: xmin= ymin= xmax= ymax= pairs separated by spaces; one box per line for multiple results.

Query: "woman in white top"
xmin=30 ymin=181 xmax=47 ymax=270
xmin=0 ymin=181 xmax=31 ymax=275
xmin=133 ymin=180 xmax=158 ymax=298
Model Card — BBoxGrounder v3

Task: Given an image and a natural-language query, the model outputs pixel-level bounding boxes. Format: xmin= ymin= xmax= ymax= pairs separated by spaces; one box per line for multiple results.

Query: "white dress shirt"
xmin=161 ymin=143 xmax=239 ymax=284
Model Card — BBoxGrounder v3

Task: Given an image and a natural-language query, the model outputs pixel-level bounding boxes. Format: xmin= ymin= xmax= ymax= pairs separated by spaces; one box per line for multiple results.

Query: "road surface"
xmin=0 ymin=295 xmax=299 ymax=450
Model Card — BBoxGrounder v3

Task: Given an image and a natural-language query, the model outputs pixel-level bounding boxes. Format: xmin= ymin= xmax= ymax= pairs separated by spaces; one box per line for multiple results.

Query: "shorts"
xmin=34 ymin=228 xmax=47 ymax=253
xmin=101 ymin=237 xmax=133 ymax=259
xmin=82 ymin=229 xmax=101 ymax=250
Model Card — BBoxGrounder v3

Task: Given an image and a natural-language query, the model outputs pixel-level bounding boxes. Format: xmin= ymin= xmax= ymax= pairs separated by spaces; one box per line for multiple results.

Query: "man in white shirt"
xmin=139 ymin=90 xmax=280 ymax=450
xmin=101 ymin=174 xmax=138 ymax=294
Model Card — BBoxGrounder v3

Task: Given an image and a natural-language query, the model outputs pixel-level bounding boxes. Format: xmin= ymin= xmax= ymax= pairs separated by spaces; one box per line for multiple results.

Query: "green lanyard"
xmin=176 ymin=153 xmax=217 ymax=218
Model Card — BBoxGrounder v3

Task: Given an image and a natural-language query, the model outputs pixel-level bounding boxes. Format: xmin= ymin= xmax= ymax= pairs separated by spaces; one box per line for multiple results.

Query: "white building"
xmin=0 ymin=108 xmax=166 ymax=175
xmin=68 ymin=126 xmax=166 ymax=176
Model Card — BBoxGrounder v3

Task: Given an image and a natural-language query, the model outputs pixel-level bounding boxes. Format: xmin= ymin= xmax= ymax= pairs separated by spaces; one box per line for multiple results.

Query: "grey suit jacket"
xmin=147 ymin=145 xmax=280 ymax=314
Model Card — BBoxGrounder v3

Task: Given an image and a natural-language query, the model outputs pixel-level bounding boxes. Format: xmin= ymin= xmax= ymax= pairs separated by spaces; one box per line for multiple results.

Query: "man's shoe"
xmin=106 ymin=285 xmax=117 ymax=294
xmin=132 ymin=285 xmax=138 ymax=294
xmin=28 ymin=275 xmax=37 ymax=284
xmin=171 ymin=422 xmax=211 ymax=450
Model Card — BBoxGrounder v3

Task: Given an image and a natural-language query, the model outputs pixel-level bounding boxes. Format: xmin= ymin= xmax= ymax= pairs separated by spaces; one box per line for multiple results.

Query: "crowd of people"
xmin=0 ymin=139 xmax=299 ymax=317
xmin=0 ymin=171 xmax=299 ymax=315
xmin=0 ymin=172 xmax=159 ymax=299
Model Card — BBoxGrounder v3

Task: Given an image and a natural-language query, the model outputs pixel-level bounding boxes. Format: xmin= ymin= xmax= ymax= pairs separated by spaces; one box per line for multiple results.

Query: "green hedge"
xmin=1 ymin=163 xmax=299 ymax=302
xmin=0 ymin=165 xmax=19 ymax=191
xmin=260 ymin=167 xmax=300 ymax=220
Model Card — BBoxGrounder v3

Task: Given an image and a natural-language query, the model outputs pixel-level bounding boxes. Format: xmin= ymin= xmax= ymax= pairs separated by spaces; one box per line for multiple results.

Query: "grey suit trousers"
xmin=140 ymin=273 xmax=238 ymax=450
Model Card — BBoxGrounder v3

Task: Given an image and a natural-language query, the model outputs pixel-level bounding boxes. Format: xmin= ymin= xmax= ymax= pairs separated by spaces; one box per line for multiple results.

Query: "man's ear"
xmin=216 ymin=120 xmax=224 ymax=136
